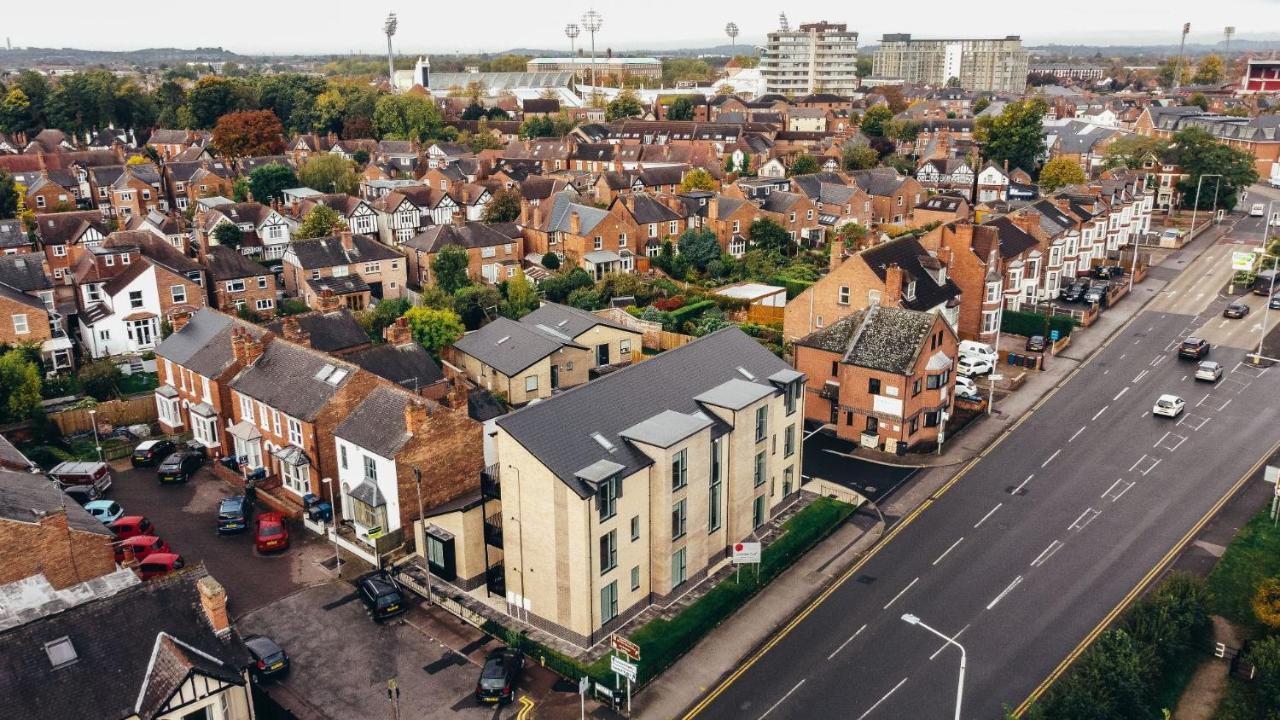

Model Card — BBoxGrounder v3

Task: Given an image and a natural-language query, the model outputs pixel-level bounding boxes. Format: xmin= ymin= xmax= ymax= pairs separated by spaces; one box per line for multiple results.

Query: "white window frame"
xmin=287 ymin=416 xmax=304 ymax=446
xmin=170 ymin=285 xmax=186 ymax=304
xmin=13 ymin=313 xmax=29 ymax=335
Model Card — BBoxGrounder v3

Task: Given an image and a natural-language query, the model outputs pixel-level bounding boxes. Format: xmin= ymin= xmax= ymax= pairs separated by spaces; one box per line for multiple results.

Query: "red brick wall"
xmin=0 ymin=295 xmax=51 ymax=346
xmin=0 ymin=513 xmax=116 ymax=590
xmin=784 ymin=256 xmax=884 ymax=341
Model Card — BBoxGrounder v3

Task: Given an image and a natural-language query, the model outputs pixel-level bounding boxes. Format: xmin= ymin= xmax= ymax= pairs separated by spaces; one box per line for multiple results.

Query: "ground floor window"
xmin=601 ymin=580 xmax=619 ymax=623
xmin=753 ymin=495 xmax=765 ymax=529
xmin=193 ymin=414 xmax=219 ymax=447
xmin=672 ymin=548 xmax=687 ymax=588
xmin=280 ymin=461 xmax=309 ymax=496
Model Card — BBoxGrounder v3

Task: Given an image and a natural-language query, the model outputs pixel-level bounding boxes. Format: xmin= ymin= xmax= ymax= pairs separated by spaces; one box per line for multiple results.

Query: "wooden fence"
xmin=50 ymin=396 xmax=157 ymax=435
xmin=744 ymin=305 xmax=785 ymax=326
xmin=658 ymin=331 xmax=695 ymax=351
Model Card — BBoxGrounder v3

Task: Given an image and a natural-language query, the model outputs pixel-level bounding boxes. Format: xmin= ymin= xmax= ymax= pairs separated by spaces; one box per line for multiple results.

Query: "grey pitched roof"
xmin=518 ymin=302 xmax=635 ymax=340
xmin=266 ymin=310 xmax=368 ymax=354
xmin=851 ymin=168 xmax=908 ymax=197
xmin=154 ymin=308 xmax=269 ymax=379
xmin=334 ymin=385 xmax=421 ymax=458
xmin=452 ymin=316 xmax=579 ymax=377
xmin=859 ymin=236 xmax=962 ymax=312
xmin=495 ymin=327 xmax=792 ymax=497
xmin=795 ymin=305 xmax=937 ymax=375
xmin=0 ymin=219 xmax=28 ymax=249
xmin=0 ymin=254 xmax=52 ymax=292
xmin=228 ymin=338 xmax=356 ymax=421
xmin=404 ymin=223 xmax=515 ymax=253
xmin=0 ymin=434 xmax=33 ymax=471
xmin=541 ymin=192 xmax=608 ymax=235
xmin=287 ymin=233 xmax=400 ymax=270
xmin=0 ymin=468 xmax=110 ymax=536
xmin=618 ymin=409 xmax=714 ymax=449
xmin=349 ymin=343 xmax=444 ymax=391
xmin=204 ymin=245 xmax=267 ymax=281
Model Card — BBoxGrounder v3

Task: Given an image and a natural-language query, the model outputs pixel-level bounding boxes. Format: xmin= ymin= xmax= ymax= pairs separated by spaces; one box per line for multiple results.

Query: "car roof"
xmin=1199 ymin=360 xmax=1220 ymax=367
xmin=258 ymin=511 xmax=284 ymax=522
xmin=136 ymin=440 xmax=166 ymax=449
xmin=140 ymin=552 xmax=180 ymax=563
xmin=1158 ymin=394 xmax=1182 ymax=401
xmin=244 ymin=635 xmax=281 ymax=653
xmin=220 ymin=495 xmax=245 ymax=506
xmin=361 ymin=573 xmax=399 ymax=593
xmin=85 ymin=500 xmax=117 ymax=509
xmin=120 ymin=534 xmax=160 ymax=544
xmin=112 ymin=515 xmax=147 ymax=523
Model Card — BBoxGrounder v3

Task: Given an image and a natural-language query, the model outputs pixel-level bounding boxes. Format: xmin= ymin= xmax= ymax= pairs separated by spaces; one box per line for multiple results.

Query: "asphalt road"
xmin=688 ymin=216 xmax=1280 ymax=719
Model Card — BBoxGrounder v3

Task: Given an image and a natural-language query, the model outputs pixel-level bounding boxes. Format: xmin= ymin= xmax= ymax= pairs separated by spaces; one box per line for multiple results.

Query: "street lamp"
xmin=383 ymin=13 xmax=398 ymax=91
xmin=1254 ymin=198 xmax=1279 ymax=361
xmin=582 ymin=9 xmax=603 ymax=93
xmin=413 ymin=467 xmax=432 ymax=603
xmin=321 ymin=477 xmax=342 ymax=576
xmin=87 ymin=409 xmax=102 ymax=460
xmin=901 ymin=613 xmax=967 ymax=720
xmin=1188 ymin=173 xmax=1223 ymax=240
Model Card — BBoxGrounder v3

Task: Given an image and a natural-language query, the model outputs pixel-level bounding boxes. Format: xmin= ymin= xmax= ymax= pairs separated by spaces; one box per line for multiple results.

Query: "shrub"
xmin=78 ymin=359 xmax=122 ymax=401
xmin=667 ymin=299 xmax=717 ymax=330
xmin=1000 ymin=309 xmax=1075 ymax=339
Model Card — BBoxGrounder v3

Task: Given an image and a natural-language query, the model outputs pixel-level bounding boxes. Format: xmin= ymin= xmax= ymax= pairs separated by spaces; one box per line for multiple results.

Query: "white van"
xmin=958 ymin=340 xmax=998 ymax=364
xmin=1251 ymin=203 xmax=1266 ymax=217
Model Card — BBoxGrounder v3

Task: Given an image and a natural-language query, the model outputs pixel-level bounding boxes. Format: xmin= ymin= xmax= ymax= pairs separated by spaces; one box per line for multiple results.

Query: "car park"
xmin=244 ymin=634 xmax=291 ymax=682
xmin=137 ymin=553 xmax=185 ymax=580
xmin=62 ymin=484 xmax=101 ymax=506
xmin=1177 ymin=337 xmax=1211 ymax=360
xmin=475 ymin=648 xmax=524 ymax=705
xmin=1224 ymin=302 xmax=1251 ymax=319
xmin=254 ymin=512 xmax=289 ymax=553
xmin=156 ymin=449 xmax=203 ymax=484
xmin=1153 ymin=394 xmax=1186 ymax=418
xmin=84 ymin=500 xmax=124 ymax=524
xmin=1195 ymin=361 xmax=1224 ymax=382
xmin=131 ymin=439 xmax=176 ymax=467
xmin=957 ymin=356 xmax=994 ymax=377
xmin=1083 ymin=282 xmax=1109 ymax=306
xmin=217 ymin=495 xmax=251 ymax=534
xmin=1025 ymin=335 xmax=1047 ymax=352
xmin=50 ymin=461 xmax=113 ymax=495
xmin=355 ymin=570 xmax=409 ymax=622
xmin=114 ymin=535 xmax=170 ymax=563
xmin=109 ymin=515 xmax=157 ymax=540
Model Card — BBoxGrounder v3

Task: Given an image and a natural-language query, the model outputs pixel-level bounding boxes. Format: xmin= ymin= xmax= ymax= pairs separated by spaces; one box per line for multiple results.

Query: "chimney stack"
xmin=569 ymin=210 xmax=581 ymax=236
xmin=404 ymin=399 xmax=432 ymax=438
xmin=230 ymin=327 xmax=265 ymax=367
xmin=281 ymin=315 xmax=310 ymax=347
xmin=533 ymin=204 xmax=543 ymax=228
xmin=829 ymin=239 xmax=844 ymax=271
xmin=317 ymin=288 xmax=342 ymax=312
xmin=171 ymin=312 xmax=191 ymax=333
xmin=384 ymin=316 xmax=413 ymax=347
xmin=708 ymin=195 xmax=720 ymax=220
xmin=883 ymin=263 xmax=904 ymax=308
xmin=339 ymin=229 xmax=354 ymax=252
xmin=519 ymin=197 xmax=530 ymax=226
xmin=452 ymin=209 xmax=465 ymax=226
xmin=194 ymin=210 xmax=209 ymax=263
xmin=197 ymin=576 xmax=231 ymax=639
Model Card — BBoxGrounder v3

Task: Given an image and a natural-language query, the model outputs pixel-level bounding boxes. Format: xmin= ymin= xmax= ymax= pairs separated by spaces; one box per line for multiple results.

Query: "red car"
xmin=109 ymin=515 xmax=158 ymax=541
xmin=255 ymin=512 xmax=289 ymax=553
xmin=138 ymin=553 xmax=185 ymax=580
xmin=114 ymin=535 xmax=170 ymax=563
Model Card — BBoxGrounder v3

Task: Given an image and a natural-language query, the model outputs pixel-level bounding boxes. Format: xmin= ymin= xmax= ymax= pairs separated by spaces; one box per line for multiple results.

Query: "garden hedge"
xmin=1000 ymin=309 xmax=1076 ymax=339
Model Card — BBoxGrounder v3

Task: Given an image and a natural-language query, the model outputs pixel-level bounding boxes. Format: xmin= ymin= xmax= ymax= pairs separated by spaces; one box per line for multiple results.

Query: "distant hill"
xmin=0 ymin=46 xmax=243 ymax=67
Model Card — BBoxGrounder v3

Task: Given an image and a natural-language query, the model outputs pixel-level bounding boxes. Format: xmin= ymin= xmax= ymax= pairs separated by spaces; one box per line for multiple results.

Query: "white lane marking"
xmin=974 ymin=503 xmax=1002 ymax=529
xmin=929 ymin=624 xmax=970 ymax=661
xmin=986 ymin=575 xmax=1024 ymax=610
xmin=1119 ymin=353 xmax=1127 ymax=360
xmin=1181 ymin=375 xmax=1188 ymax=382
xmin=1178 ymin=414 xmax=1210 ymax=431
xmin=1133 ymin=338 xmax=1142 ymax=344
xmin=1152 ymin=355 xmax=1167 ymax=368
xmin=1114 ymin=387 xmax=1129 ymax=401
xmin=1219 ymin=398 xmax=1233 ymax=412
xmin=1102 ymin=477 xmax=1135 ymax=502
xmin=1197 ymin=393 xmax=1213 ymax=407
xmin=1069 ymin=426 xmax=1086 ymax=442
xmin=1042 ymin=450 xmax=1060 ymax=468
xmin=1111 ymin=481 xmax=1134 ymax=502
xmin=759 ymin=679 xmax=807 ymax=720
xmin=883 ymin=577 xmax=919 ymax=610
xmin=1104 ymin=369 xmax=1110 ymax=375
xmin=932 ymin=537 xmax=964 ymax=566
xmin=1133 ymin=369 xmax=1150 ymax=383
xmin=855 ymin=678 xmax=909 ymax=720
xmin=1030 ymin=540 xmax=1064 ymax=568
xmin=827 ymin=625 xmax=867 ymax=660
xmin=1014 ymin=474 xmax=1035 ymax=493
xmin=1155 ymin=431 xmax=1188 ymax=452
xmin=1069 ymin=508 xmax=1101 ymax=531
xmin=1093 ymin=405 xmax=1109 ymax=421
xmin=1101 ymin=477 xmax=1125 ymax=498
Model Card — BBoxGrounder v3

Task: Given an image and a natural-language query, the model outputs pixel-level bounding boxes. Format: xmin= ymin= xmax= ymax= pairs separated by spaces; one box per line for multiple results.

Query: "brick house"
xmin=595 ymin=165 xmax=690 ymax=204
xmin=519 ymin=192 xmax=642 ymax=278
xmin=677 ymin=192 xmax=758 ymax=257
xmin=615 ymin=193 xmax=692 ymax=261
xmin=0 ymin=467 xmax=116 ymax=590
xmin=794 ymin=305 xmax=957 ymax=452
xmin=850 ymin=168 xmax=926 ymax=227
xmin=281 ymin=230 xmax=406 ymax=311
xmin=0 ymin=254 xmax=67 ymax=370
xmin=24 ymin=175 xmax=78 ymax=213
xmin=35 ymin=210 xmax=111 ymax=285
xmin=919 ymin=220 xmax=1031 ymax=342
xmin=203 ymin=245 xmax=280 ymax=318
xmin=404 ymin=221 xmax=524 ymax=287
xmin=0 ymin=218 xmax=32 ymax=255
xmin=914 ymin=194 xmax=971 ymax=226
xmin=790 ymin=172 xmax=874 ymax=233
xmin=755 ymin=189 xmax=823 ymax=245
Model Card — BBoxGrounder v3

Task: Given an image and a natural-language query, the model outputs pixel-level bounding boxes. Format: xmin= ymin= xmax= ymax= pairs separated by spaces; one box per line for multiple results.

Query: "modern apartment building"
xmin=760 ymin=21 xmax=860 ymax=96
xmin=873 ymin=34 xmax=1029 ymax=93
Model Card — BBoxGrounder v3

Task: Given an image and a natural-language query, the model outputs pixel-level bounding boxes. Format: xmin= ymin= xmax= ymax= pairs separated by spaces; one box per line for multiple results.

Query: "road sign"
xmin=611 ymin=634 xmax=641 ymax=661
xmin=732 ymin=541 xmax=761 ymax=564
xmin=1232 ymin=251 xmax=1259 ymax=272
xmin=610 ymin=655 xmax=638 ymax=683
xmin=1049 ymin=329 xmax=1060 ymax=342
xmin=579 ymin=676 xmax=590 ymax=695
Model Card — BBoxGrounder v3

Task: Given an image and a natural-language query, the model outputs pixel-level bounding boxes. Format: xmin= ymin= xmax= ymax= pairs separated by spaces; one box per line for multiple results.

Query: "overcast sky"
xmin=9 ymin=1 xmax=1280 ymax=55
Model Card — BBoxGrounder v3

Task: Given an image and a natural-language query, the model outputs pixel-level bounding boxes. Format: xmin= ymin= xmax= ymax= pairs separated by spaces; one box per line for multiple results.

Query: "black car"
xmin=1060 ymin=280 xmax=1091 ymax=303
xmin=1025 ymin=335 xmax=1047 ymax=352
xmin=62 ymin=484 xmax=101 ymax=506
xmin=1093 ymin=265 xmax=1124 ymax=280
xmin=1178 ymin=337 xmax=1211 ymax=361
xmin=244 ymin=634 xmax=290 ymax=681
xmin=356 ymin=570 xmax=409 ymax=622
xmin=1269 ymin=294 xmax=1280 ymax=310
xmin=157 ymin=450 xmax=203 ymax=483
xmin=475 ymin=648 xmax=524 ymax=705
xmin=217 ymin=495 xmax=251 ymax=534
xmin=131 ymin=439 xmax=176 ymax=467
xmin=1083 ymin=282 xmax=1109 ymax=306
xmin=1224 ymin=301 xmax=1251 ymax=319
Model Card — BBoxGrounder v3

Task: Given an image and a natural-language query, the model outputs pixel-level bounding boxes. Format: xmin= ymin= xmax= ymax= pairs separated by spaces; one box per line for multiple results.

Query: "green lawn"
xmin=1207 ymin=507 xmax=1280 ymax=631
xmin=117 ymin=371 xmax=158 ymax=396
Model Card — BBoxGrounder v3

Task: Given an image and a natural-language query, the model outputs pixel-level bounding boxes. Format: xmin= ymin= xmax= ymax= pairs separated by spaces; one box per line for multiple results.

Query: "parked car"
xmin=1269 ymin=294 xmax=1280 ymax=310
xmin=84 ymin=500 xmax=124 ymax=524
xmin=1060 ymin=280 xmax=1091 ymax=303
xmin=131 ymin=439 xmax=176 ymax=467
xmin=1083 ymin=282 xmax=1109 ymax=306
xmin=1195 ymin=361 xmax=1224 ymax=382
xmin=109 ymin=515 xmax=157 ymax=540
xmin=50 ymin=461 xmax=112 ymax=495
xmin=254 ymin=512 xmax=289 ymax=553
xmin=62 ymin=484 xmax=101 ymax=506
xmin=955 ymin=383 xmax=981 ymax=402
xmin=955 ymin=375 xmax=977 ymax=395
xmin=1224 ymin=302 xmax=1251 ymax=319
xmin=114 ymin=535 xmax=170 ymax=563
xmin=1178 ymin=337 xmax=1211 ymax=361
xmin=356 ymin=570 xmax=409 ymax=622
xmin=958 ymin=340 xmax=997 ymax=365
xmin=475 ymin=648 xmax=525 ymax=705
xmin=244 ymin=634 xmax=291 ymax=682
xmin=1251 ymin=202 xmax=1266 ymax=217
xmin=1025 ymin=335 xmax=1047 ymax=352
xmin=217 ymin=495 xmax=251 ymax=534
xmin=957 ymin=356 xmax=994 ymax=377
xmin=1093 ymin=265 xmax=1124 ymax=280
xmin=157 ymin=449 xmax=204 ymax=484
xmin=137 ymin=553 xmax=184 ymax=580
xmin=1152 ymin=394 xmax=1186 ymax=418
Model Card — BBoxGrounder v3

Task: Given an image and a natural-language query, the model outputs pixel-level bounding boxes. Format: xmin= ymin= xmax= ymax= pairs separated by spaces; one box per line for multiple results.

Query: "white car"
xmin=1194 ymin=361 xmax=1223 ymax=383
xmin=957 ymin=356 xmax=994 ymax=377
xmin=1152 ymin=394 xmax=1186 ymax=418
xmin=954 ymin=376 xmax=980 ymax=401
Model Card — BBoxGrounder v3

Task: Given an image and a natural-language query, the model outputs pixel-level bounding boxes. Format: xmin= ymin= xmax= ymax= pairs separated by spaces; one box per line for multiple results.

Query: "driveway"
xmin=107 ymin=461 xmax=334 ymax=617
xmin=801 ymin=428 xmax=918 ymax=504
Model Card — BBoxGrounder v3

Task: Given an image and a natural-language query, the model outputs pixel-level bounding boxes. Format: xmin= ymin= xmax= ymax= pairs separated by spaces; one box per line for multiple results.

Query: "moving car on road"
xmin=131 ymin=439 xmax=176 ymax=467
xmin=244 ymin=635 xmax=291 ymax=681
xmin=84 ymin=500 xmax=124 ymax=524
xmin=957 ymin=356 xmax=994 ymax=377
xmin=1270 ymin=294 xmax=1280 ymax=310
xmin=1177 ymin=337 xmax=1211 ymax=360
xmin=356 ymin=570 xmax=409 ymax=622
xmin=1152 ymin=394 xmax=1186 ymax=418
xmin=217 ymin=495 xmax=251 ymax=534
xmin=157 ymin=449 xmax=204 ymax=483
xmin=1251 ymin=202 xmax=1266 ymax=217
xmin=254 ymin=512 xmax=289 ymax=553
xmin=1224 ymin=301 xmax=1251 ymax=319
xmin=1195 ymin=361 xmax=1224 ymax=382
xmin=475 ymin=648 xmax=525 ymax=705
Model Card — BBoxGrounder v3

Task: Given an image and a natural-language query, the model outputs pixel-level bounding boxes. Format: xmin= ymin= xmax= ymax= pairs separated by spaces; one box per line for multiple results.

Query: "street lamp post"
xmin=582 ymin=9 xmax=603 ymax=96
xmin=1254 ymin=199 xmax=1279 ymax=361
xmin=902 ymin=613 xmax=967 ymax=720
xmin=413 ymin=467 xmax=432 ymax=603
xmin=725 ymin=22 xmax=739 ymax=53
xmin=322 ymin=477 xmax=342 ymax=576
xmin=988 ymin=300 xmax=1005 ymax=416
xmin=88 ymin=409 xmax=102 ymax=460
xmin=1188 ymin=173 xmax=1222 ymax=240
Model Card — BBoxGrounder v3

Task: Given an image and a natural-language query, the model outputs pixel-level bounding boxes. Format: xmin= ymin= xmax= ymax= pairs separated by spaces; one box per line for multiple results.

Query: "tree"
xmin=482 ymin=188 xmax=522 ymax=223
xmin=501 ymin=271 xmax=538 ymax=319
xmin=787 ymin=154 xmax=820 ymax=177
xmin=212 ymin=222 xmax=243 ymax=249
xmin=605 ymin=90 xmax=644 ymax=122
xmin=668 ymin=97 xmax=694 ymax=121
xmin=855 ymin=57 xmax=873 ymax=78
xmin=748 ymin=218 xmax=791 ymax=255
xmin=678 ymin=168 xmax=717 ymax=192
xmin=977 ymin=98 xmax=1048 ymax=175
xmin=520 ymin=115 xmax=556 ymax=138
xmin=402 ymin=306 xmax=464 ymax=356
xmin=1170 ymin=127 xmax=1259 ymax=210
xmin=297 ymin=154 xmax=359 ymax=196
xmin=1102 ymin=134 xmax=1169 ymax=170
xmin=1158 ymin=59 xmax=1192 ymax=89
xmin=212 ymin=110 xmax=285 ymax=158
xmin=1252 ymin=577 xmax=1280 ymax=629
xmin=294 ymin=205 xmax=347 ymax=240
xmin=842 ymin=143 xmax=879 ymax=171
xmin=595 ymin=272 xmax=653 ymax=305
xmin=860 ymin=106 xmax=894 ymax=137
xmin=566 ymin=286 xmax=603 ymax=310
xmin=1247 ymin=635 xmax=1280 ymax=713
xmin=0 ymin=171 xmax=17 ymax=219
xmin=0 ymin=88 xmax=33 ymax=135
xmin=185 ymin=76 xmax=256 ymax=129
xmin=247 ymin=164 xmax=297 ymax=205
xmin=373 ymin=93 xmax=446 ymax=142
xmin=0 ymin=349 xmax=41 ymax=422
xmin=1193 ymin=54 xmax=1224 ymax=86
xmin=1187 ymin=92 xmax=1209 ymax=112
xmin=357 ymin=297 xmax=409 ymax=342
xmin=540 ymin=267 xmax=593 ymax=303
xmin=79 ymin=359 xmax=123 ymax=401
xmin=431 ymin=245 xmax=472 ymax=294
xmin=541 ymin=251 xmax=561 ymax=270
xmin=453 ymin=284 xmax=502 ymax=329
xmin=835 ymin=222 xmax=870 ymax=250
xmin=1038 ymin=157 xmax=1087 ymax=191
xmin=973 ymin=97 xmax=991 ymax=114
xmin=677 ymin=228 xmax=721 ymax=271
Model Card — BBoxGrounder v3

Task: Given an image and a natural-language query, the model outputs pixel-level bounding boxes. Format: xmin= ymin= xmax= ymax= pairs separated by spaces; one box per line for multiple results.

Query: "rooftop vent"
xmin=326 ymin=368 xmax=348 ymax=386
xmin=315 ymin=364 xmax=334 ymax=382
xmin=496 ymin=336 xmax=510 ymax=345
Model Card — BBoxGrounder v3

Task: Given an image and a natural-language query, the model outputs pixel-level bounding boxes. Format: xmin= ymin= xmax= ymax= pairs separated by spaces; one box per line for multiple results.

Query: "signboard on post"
xmin=1049 ymin=329 xmax=1060 ymax=342
xmin=579 ymin=676 xmax=590 ymax=695
xmin=732 ymin=542 xmax=761 ymax=564
xmin=611 ymin=634 xmax=641 ymax=661
xmin=1232 ymin=251 xmax=1259 ymax=272
xmin=610 ymin=655 xmax=638 ymax=683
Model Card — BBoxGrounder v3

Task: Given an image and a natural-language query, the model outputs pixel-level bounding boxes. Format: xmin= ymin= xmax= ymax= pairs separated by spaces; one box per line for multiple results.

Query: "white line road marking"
xmin=759 ymin=679 xmax=807 ymax=720
xmin=855 ymin=678 xmax=908 ymax=720
xmin=1093 ymin=405 xmax=1109 ymax=421
xmin=1030 ymin=540 xmax=1064 ymax=568
xmin=1111 ymin=481 xmax=1135 ymax=502
xmin=1104 ymin=369 xmax=1110 ymax=375
xmin=1101 ymin=477 xmax=1125 ymax=498
xmin=974 ymin=503 xmax=1002 ymax=529
xmin=883 ymin=577 xmax=919 ymax=610
xmin=1114 ymin=387 xmax=1129 ymax=401
xmin=932 ymin=537 xmax=964 ymax=566
xmin=1102 ymin=478 xmax=1135 ymax=502
xmin=1197 ymin=393 xmax=1212 ymax=407
xmin=1219 ymin=398 xmax=1233 ymax=412
xmin=1041 ymin=450 xmax=1061 ymax=468
xmin=1151 ymin=355 xmax=1165 ymax=367
xmin=1155 ymin=431 xmax=1188 ymax=451
xmin=1134 ymin=370 xmax=1151 ymax=384
xmin=929 ymin=624 xmax=970 ymax=661
xmin=1014 ymin=474 xmax=1035 ymax=493
xmin=1070 ymin=507 xmax=1101 ymax=531
xmin=986 ymin=575 xmax=1024 ymax=610
xmin=1069 ymin=426 xmax=1086 ymax=442
xmin=827 ymin=624 xmax=867 ymax=660
xmin=1119 ymin=353 xmax=1127 ymax=360
xmin=1181 ymin=375 xmax=1188 ymax=382
xmin=1134 ymin=338 xmax=1142 ymax=344
xmin=1178 ymin=414 xmax=1211 ymax=431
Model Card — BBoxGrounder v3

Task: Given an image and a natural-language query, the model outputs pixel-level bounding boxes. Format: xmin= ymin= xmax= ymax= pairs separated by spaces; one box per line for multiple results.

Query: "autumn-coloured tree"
xmin=1252 ymin=577 xmax=1280 ymax=630
xmin=212 ymin=110 xmax=286 ymax=158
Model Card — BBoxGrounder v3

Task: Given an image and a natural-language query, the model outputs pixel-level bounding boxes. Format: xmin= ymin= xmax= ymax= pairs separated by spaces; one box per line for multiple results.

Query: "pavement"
xmin=657 ymin=203 xmax=1280 ymax=719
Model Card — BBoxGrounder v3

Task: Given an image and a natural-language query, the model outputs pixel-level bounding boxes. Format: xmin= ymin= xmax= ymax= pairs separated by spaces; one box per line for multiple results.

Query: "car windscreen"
xmin=374 ymin=591 xmax=402 ymax=608
xmin=260 ymin=524 xmax=283 ymax=537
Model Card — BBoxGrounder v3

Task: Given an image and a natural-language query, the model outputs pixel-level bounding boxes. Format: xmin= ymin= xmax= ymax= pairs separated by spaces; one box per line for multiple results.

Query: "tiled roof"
xmin=349 ymin=343 xmax=444 ymax=392
xmin=404 ymin=223 xmax=514 ymax=254
xmin=860 ymin=235 xmax=962 ymax=312
xmin=155 ymin=307 xmax=269 ymax=379
xmin=452 ymin=316 xmax=578 ymax=377
xmin=204 ymin=245 xmax=267 ymax=281
xmin=287 ymin=233 xmax=399 ymax=270
xmin=0 ymin=254 xmax=52 ymax=292
xmin=797 ymin=305 xmax=937 ymax=375
xmin=0 ymin=468 xmax=110 ymax=535
xmin=229 ymin=337 xmax=357 ymax=421
xmin=519 ymin=302 xmax=635 ymax=340
xmin=265 ymin=309 xmax=369 ymax=354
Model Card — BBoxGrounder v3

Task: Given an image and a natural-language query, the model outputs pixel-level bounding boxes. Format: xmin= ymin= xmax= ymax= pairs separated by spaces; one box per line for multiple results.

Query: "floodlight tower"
xmin=384 ymin=13 xmax=398 ymax=90
xmin=582 ymin=8 xmax=603 ymax=90
xmin=566 ymin=23 xmax=581 ymax=81
xmin=726 ymin=22 xmax=739 ymax=53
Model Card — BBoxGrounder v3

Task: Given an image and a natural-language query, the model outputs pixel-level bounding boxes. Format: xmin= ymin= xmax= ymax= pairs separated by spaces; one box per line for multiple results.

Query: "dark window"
xmin=866 ymin=416 xmax=879 ymax=433
xmin=831 ymin=361 xmax=838 ymax=376
xmin=926 ymin=374 xmax=942 ymax=390
xmin=845 ymin=411 xmax=853 ymax=425
xmin=912 ymin=378 xmax=922 ymax=396
xmin=909 ymin=417 xmax=919 ymax=435
xmin=868 ymin=378 xmax=881 ymax=395
xmin=925 ymin=411 xmax=940 ymax=428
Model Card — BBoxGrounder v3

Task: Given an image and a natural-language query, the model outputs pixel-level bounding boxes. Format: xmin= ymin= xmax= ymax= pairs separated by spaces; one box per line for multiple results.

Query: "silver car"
xmin=1194 ymin=361 xmax=1223 ymax=382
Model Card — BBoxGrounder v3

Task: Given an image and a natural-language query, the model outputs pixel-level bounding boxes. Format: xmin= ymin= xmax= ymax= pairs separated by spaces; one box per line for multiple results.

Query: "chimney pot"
xmin=230 ymin=327 xmax=265 ymax=367
xmin=171 ymin=312 xmax=191 ymax=332
xmin=197 ymin=576 xmax=231 ymax=638
xmin=404 ymin=399 xmax=431 ymax=437
xmin=385 ymin=316 xmax=413 ymax=347
xmin=339 ymin=230 xmax=354 ymax=252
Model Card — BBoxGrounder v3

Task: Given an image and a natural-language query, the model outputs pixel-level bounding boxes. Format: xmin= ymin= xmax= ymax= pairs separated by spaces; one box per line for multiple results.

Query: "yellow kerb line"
xmin=516 ymin=695 xmax=535 ymax=720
